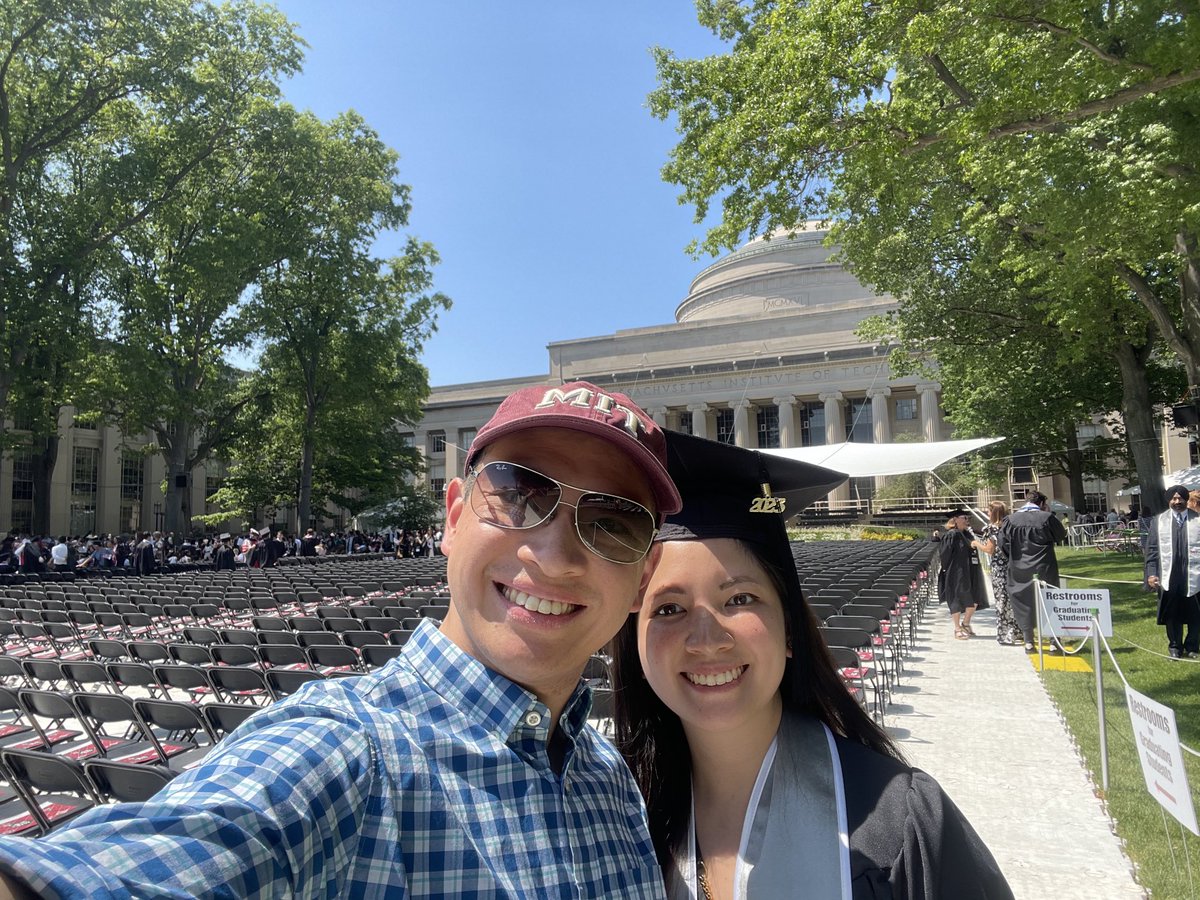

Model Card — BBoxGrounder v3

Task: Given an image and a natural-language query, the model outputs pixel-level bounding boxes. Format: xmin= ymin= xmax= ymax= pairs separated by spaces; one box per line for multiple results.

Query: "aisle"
xmin=886 ymin=604 xmax=1144 ymax=898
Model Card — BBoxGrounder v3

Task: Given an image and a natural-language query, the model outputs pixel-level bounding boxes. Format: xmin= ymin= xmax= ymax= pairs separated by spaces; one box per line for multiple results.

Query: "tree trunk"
xmin=30 ymin=432 xmax=59 ymax=535
xmin=1063 ymin=442 xmax=1087 ymax=513
xmin=297 ymin=402 xmax=317 ymax=529
xmin=163 ymin=432 xmax=191 ymax=535
xmin=1114 ymin=339 xmax=1166 ymax=516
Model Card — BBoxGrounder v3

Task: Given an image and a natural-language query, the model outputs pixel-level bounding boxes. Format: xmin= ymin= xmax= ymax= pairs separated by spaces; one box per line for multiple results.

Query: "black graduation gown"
xmin=838 ymin=737 xmax=1013 ymax=899
xmin=936 ymin=529 xmax=986 ymax=612
xmin=997 ymin=510 xmax=1065 ymax=635
xmin=213 ymin=547 xmax=235 ymax=571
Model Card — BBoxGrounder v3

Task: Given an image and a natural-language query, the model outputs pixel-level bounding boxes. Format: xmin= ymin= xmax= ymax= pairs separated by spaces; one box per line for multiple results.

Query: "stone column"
xmin=868 ymin=387 xmax=892 ymax=492
xmin=99 ymin=422 xmax=122 ymax=534
xmin=869 ymin=387 xmax=892 ymax=444
xmin=688 ymin=403 xmax=711 ymax=440
xmin=647 ymin=407 xmax=668 ymax=428
xmin=819 ymin=392 xmax=850 ymax=504
xmin=820 ymin=392 xmax=845 ymax=445
xmin=443 ymin=441 xmax=460 ymax=486
xmin=733 ymin=399 xmax=753 ymax=448
xmin=917 ymin=382 xmax=942 ymax=442
xmin=774 ymin=396 xmax=797 ymax=448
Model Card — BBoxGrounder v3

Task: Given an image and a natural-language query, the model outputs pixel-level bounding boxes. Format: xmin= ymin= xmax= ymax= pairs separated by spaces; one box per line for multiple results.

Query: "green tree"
xmin=248 ymin=112 xmax=450 ymax=528
xmin=650 ymin=0 xmax=1197 ymax=511
xmin=0 ymin=0 xmax=302 ymax=529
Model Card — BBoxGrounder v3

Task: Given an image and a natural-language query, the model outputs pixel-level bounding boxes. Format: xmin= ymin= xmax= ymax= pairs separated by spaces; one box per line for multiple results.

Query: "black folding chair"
xmin=202 ymin=703 xmax=256 ymax=738
xmin=0 ymin=748 xmax=99 ymax=835
xmin=132 ymin=699 xmax=220 ymax=773
xmin=207 ymin=667 xmax=271 ymax=707
xmin=84 ymin=758 xmax=175 ymax=803
xmin=266 ymin=668 xmax=324 ymax=701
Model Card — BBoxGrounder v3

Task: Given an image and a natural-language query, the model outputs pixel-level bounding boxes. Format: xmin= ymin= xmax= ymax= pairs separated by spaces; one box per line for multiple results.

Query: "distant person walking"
xmin=939 ymin=511 xmax=988 ymax=639
xmin=998 ymin=491 xmax=1066 ymax=653
xmin=978 ymin=501 xmax=1021 ymax=646
xmin=1144 ymin=485 xmax=1200 ymax=659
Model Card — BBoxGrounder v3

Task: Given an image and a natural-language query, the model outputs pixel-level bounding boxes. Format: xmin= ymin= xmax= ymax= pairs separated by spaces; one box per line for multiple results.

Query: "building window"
xmin=895 ymin=398 xmax=918 ymax=421
xmin=428 ymin=431 xmax=446 ymax=454
xmin=120 ymin=452 xmax=145 ymax=532
xmin=9 ymin=448 xmax=33 ymax=533
xmin=457 ymin=428 xmax=478 ymax=476
xmin=677 ymin=411 xmax=693 ymax=435
xmin=73 ymin=415 xmax=97 ymax=430
xmin=205 ymin=476 xmax=221 ymax=499
xmin=845 ymin=398 xmax=873 ymax=443
xmin=11 ymin=410 xmax=34 ymax=432
xmin=799 ymin=402 xmax=825 ymax=446
xmin=400 ymin=433 xmax=414 ymax=448
xmin=757 ymin=405 xmax=780 ymax=449
xmin=428 ymin=463 xmax=446 ymax=500
xmin=715 ymin=409 xmax=735 ymax=445
xmin=71 ymin=446 xmax=99 ymax=536
xmin=1191 ymin=438 xmax=1199 ymax=466
xmin=849 ymin=476 xmax=876 ymax=503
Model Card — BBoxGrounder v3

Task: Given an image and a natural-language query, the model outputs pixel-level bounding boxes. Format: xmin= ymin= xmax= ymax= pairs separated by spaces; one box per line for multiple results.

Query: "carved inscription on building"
xmin=625 ymin=364 xmax=879 ymax=400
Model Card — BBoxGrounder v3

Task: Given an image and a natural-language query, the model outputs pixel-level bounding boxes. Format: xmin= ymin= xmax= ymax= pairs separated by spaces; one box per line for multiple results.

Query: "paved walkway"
xmin=889 ymin=601 xmax=1144 ymax=899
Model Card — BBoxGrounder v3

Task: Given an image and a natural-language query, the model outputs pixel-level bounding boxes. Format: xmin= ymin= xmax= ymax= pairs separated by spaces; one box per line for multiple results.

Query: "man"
xmin=998 ymin=490 xmax=1067 ymax=652
xmin=300 ymin=527 xmax=319 ymax=556
xmin=132 ymin=531 xmax=156 ymax=575
xmin=1145 ymin=485 xmax=1200 ymax=659
xmin=212 ymin=533 xmax=235 ymax=571
xmin=0 ymin=381 xmax=679 ymax=899
xmin=48 ymin=537 xmax=68 ymax=570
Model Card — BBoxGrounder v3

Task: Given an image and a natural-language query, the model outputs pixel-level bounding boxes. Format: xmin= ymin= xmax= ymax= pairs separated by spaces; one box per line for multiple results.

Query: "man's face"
xmin=439 ymin=427 xmax=661 ymax=709
xmin=1170 ymin=492 xmax=1189 ymax=514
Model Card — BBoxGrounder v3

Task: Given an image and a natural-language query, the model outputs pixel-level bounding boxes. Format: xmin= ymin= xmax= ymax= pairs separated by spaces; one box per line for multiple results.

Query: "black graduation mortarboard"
xmin=656 ymin=431 xmax=848 ymax=601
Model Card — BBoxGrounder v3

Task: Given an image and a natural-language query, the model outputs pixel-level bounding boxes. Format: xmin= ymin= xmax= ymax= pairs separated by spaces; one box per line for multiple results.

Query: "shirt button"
xmin=525 ymin=711 xmax=543 ymax=727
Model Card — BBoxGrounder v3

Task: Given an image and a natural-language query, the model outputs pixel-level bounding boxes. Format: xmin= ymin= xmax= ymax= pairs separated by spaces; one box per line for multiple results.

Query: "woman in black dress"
xmin=938 ymin=511 xmax=988 ymax=639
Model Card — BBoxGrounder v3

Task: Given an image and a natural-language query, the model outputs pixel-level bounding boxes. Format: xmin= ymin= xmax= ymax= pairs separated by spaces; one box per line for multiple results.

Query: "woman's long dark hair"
xmin=610 ymin=539 xmax=903 ymax=871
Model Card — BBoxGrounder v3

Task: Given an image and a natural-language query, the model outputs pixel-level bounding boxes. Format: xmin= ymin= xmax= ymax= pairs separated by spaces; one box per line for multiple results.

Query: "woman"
xmin=611 ymin=433 xmax=1011 ymax=899
xmin=937 ymin=511 xmax=987 ymax=639
xmin=977 ymin=501 xmax=1021 ymax=646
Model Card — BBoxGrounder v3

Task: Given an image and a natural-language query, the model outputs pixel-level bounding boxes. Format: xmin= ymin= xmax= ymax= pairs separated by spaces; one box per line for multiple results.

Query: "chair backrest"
xmin=257 ymin=630 xmax=299 ymax=647
xmin=361 ymin=644 xmax=404 ymax=669
xmin=60 ymin=661 xmax=115 ymax=693
xmin=105 ymin=662 xmax=160 ymax=695
xmin=256 ymin=644 xmax=307 ymax=668
xmin=202 ymin=702 xmax=256 ymax=738
xmin=305 ymin=644 xmax=360 ymax=672
xmin=819 ymin=626 xmax=872 ymax=650
xmin=167 ymin=643 xmax=213 ymax=666
xmin=343 ymin=631 xmax=388 ymax=649
xmin=84 ymin=758 xmax=174 ymax=803
xmin=266 ymin=668 xmax=324 ymax=700
xmin=824 ymin=615 xmax=882 ymax=636
xmin=210 ymin=644 xmax=259 ymax=667
xmin=324 ymin=618 xmax=363 ymax=633
xmin=808 ymin=603 xmax=839 ymax=622
xmin=218 ymin=629 xmax=259 ymax=647
xmin=0 ymin=748 xmax=98 ymax=835
xmin=128 ymin=641 xmax=170 ymax=664
xmin=298 ymin=632 xmax=341 ymax=648
xmin=207 ymin=667 xmax=271 ymax=706
xmin=289 ymin=616 xmax=324 ymax=633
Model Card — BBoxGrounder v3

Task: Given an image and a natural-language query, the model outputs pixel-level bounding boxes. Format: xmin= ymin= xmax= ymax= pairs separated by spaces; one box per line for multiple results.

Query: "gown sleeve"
xmin=838 ymin=739 xmax=1013 ymax=900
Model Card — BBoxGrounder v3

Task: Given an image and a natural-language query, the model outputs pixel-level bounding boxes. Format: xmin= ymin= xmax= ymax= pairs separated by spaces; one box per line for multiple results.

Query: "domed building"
xmin=413 ymin=224 xmax=948 ymax=512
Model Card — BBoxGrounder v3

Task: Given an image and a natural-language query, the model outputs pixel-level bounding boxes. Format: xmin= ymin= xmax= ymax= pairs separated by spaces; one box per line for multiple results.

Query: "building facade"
xmin=411 ymin=224 xmax=1195 ymax=518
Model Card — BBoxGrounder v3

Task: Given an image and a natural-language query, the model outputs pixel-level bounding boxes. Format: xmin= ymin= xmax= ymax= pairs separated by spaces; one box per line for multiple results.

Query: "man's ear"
xmin=630 ymin=542 xmax=662 ymax=613
xmin=439 ymin=477 xmax=467 ymax=558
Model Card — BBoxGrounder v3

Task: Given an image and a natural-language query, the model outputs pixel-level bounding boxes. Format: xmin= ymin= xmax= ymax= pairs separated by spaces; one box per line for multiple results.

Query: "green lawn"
xmin=1043 ymin=548 xmax=1200 ymax=898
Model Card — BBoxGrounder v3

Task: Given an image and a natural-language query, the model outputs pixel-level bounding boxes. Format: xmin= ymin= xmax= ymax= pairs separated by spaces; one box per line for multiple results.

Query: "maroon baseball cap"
xmin=466 ymin=381 xmax=682 ymax=519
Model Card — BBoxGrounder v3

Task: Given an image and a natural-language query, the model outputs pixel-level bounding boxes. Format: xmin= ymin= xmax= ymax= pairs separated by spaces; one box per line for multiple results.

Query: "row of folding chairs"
xmin=3 ymin=648 xmax=404 ymax=701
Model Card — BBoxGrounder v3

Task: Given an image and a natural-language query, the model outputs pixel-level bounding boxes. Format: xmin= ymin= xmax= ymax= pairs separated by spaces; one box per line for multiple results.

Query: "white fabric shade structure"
xmin=1116 ymin=464 xmax=1200 ymax=496
xmin=760 ymin=437 xmax=1003 ymax=479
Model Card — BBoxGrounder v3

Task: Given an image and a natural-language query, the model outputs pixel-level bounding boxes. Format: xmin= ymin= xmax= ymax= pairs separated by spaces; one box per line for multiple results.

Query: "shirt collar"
xmin=402 ymin=618 xmax=591 ymax=745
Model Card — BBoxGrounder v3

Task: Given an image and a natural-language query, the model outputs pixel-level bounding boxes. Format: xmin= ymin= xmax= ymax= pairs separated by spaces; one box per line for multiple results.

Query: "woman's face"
xmin=637 ymin=538 xmax=788 ymax=741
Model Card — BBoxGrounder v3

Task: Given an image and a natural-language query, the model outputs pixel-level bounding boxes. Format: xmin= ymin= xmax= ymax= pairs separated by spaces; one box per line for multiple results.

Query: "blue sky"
xmin=269 ymin=1 xmax=727 ymax=387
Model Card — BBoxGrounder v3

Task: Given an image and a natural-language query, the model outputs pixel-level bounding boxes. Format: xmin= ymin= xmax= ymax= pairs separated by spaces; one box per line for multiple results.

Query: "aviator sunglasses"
xmin=465 ymin=460 xmax=658 ymax=564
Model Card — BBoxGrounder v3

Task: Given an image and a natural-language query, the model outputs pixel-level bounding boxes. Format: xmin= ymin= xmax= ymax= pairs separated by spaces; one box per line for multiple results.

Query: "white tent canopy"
xmin=761 ymin=437 xmax=1003 ymax=478
xmin=1117 ymin=464 xmax=1200 ymax=496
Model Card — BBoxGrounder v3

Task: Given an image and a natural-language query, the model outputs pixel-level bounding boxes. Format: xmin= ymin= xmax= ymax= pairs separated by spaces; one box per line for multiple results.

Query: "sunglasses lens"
xmin=469 ymin=461 xmax=656 ymax=564
xmin=576 ymin=495 xmax=657 ymax=564
xmin=471 ymin=462 xmax=560 ymax=528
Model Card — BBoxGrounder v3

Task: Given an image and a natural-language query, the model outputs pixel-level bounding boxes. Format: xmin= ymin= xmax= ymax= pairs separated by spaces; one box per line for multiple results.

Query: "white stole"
xmin=669 ymin=714 xmax=852 ymax=900
xmin=1157 ymin=512 xmax=1200 ymax=596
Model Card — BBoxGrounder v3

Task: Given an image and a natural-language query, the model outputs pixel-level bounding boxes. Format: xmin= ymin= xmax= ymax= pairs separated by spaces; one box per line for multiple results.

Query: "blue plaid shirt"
xmin=0 ymin=619 xmax=665 ymax=899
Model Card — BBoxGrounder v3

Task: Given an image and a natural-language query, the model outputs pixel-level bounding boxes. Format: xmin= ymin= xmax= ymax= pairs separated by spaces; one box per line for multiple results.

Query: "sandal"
xmin=954 ymin=629 xmax=970 ymax=640
xmin=962 ymin=624 xmax=976 ymax=636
